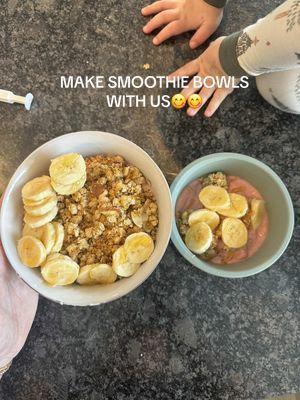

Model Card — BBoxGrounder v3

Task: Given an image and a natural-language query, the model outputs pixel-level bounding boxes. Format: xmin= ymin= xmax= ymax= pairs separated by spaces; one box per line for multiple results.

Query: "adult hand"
xmin=169 ymin=36 xmax=236 ymax=117
xmin=0 ymin=198 xmax=38 ymax=370
xmin=142 ymin=0 xmax=224 ymax=48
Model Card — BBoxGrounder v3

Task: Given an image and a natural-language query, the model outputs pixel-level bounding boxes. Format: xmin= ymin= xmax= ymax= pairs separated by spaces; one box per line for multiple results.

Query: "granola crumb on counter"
xmin=56 ymin=155 xmax=159 ymax=267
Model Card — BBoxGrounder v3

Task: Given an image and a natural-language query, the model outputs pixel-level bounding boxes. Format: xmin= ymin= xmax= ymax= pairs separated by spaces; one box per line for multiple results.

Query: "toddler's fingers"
xmin=143 ymin=9 xmax=178 ymax=34
xmin=198 ymin=86 xmax=215 ymax=107
xmin=181 ymin=75 xmax=203 ymax=99
xmin=189 ymin=24 xmax=214 ymax=49
xmin=153 ymin=21 xmax=183 ymax=45
xmin=141 ymin=0 xmax=177 ymax=16
xmin=187 ymin=86 xmax=215 ymax=117
xmin=204 ymin=89 xmax=229 ymax=117
xmin=187 ymin=105 xmax=201 ymax=117
xmin=168 ymin=59 xmax=198 ymax=79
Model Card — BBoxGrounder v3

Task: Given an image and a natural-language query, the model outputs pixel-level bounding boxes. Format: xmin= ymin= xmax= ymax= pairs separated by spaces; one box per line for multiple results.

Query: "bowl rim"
xmin=170 ymin=152 xmax=294 ymax=278
xmin=0 ymin=131 xmax=173 ymax=305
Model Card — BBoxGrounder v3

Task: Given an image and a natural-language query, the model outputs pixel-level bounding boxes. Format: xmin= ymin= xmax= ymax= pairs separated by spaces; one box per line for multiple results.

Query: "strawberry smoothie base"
xmin=176 ymin=175 xmax=269 ymax=265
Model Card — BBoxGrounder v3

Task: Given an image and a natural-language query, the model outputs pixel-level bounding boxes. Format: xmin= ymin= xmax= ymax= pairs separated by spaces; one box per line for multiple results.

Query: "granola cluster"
xmin=201 ymin=171 xmax=228 ymax=189
xmin=55 ymin=155 xmax=159 ymax=267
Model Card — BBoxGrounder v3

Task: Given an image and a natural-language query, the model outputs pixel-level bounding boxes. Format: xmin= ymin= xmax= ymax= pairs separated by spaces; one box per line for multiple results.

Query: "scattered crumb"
xmin=143 ymin=63 xmax=150 ymax=70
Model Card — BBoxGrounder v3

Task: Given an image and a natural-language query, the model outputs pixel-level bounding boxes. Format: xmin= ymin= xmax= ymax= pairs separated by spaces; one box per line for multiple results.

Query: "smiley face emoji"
xmin=171 ymin=93 xmax=186 ymax=109
xmin=188 ymin=94 xmax=202 ymax=109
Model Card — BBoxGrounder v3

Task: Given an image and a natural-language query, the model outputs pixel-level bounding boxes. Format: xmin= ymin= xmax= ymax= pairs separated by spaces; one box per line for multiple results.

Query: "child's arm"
xmin=142 ymin=0 xmax=225 ymax=48
xmin=219 ymin=0 xmax=300 ymax=77
xmin=170 ymin=0 xmax=300 ymax=117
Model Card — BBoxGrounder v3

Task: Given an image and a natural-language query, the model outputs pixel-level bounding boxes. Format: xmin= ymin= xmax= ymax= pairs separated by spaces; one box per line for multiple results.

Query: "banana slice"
xmin=24 ymin=206 xmax=58 ymax=228
xmin=17 ymin=235 xmax=46 ymax=268
xmin=22 ymin=176 xmax=54 ymax=202
xmin=41 ymin=223 xmax=56 ymax=254
xmin=185 ymin=222 xmax=213 ymax=255
xmin=188 ymin=209 xmax=220 ymax=230
xmin=112 ymin=246 xmax=140 ymax=277
xmin=41 ymin=256 xmax=79 ymax=286
xmin=251 ymin=199 xmax=266 ymax=230
xmin=131 ymin=211 xmax=143 ymax=228
xmin=89 ymin=263 xmax=117 ymax=284
xmin=49 ymin=153 xmax=86 ymax=185
xmin=77 ymin=264 xmax=97 ymax=285
xmin=22 ymin=224 xmax=44 ymax=240
xmin=124 ymin=232 xmax=154 ymax=264
xmin=51 ymin=173 xmax=86 ymax=195
xmin=221 ymin=218 xmax=248 ymax=248
xmin=23 ymin=195 xmax=52 ymax=207
xmin=24 ymin=194 xmax=57 ymax=217
xmin=217 ymin=193 xmax=248 ymax=218
xmin=199 ymin=185 xmax=230 ymax=211
xmin=42 ymin=252 xmax=64 ymax=266
xmin=51 ymin=222 xmax=65 ymax=252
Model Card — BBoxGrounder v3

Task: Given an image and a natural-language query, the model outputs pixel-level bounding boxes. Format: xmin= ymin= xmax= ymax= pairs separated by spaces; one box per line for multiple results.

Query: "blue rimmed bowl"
xmin=170 ymin=153 xmax=294 ymax=278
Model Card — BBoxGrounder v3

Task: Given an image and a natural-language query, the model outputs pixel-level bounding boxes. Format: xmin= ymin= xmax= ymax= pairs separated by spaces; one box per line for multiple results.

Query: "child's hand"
xmin=142 ymin=0 xmax=224 ymax=48
xmin=169 ymin=37 xmax=235 ymax=117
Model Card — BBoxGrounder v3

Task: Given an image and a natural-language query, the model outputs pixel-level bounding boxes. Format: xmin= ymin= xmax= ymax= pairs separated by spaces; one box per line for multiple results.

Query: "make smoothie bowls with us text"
xmin=176 ymin=172 xmax=268 ymax=265
xmin=17 ymin=153 xmax=159 ymax=286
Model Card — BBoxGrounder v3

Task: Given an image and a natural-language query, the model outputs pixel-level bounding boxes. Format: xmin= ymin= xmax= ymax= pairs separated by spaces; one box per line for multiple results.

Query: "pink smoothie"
xmin=176 ymin=176 xmax=269 ymax=265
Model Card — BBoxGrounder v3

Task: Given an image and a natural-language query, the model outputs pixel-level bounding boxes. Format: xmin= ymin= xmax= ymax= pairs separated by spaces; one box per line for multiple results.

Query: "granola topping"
xmin=55 ymin=155 xmax=159 ymax=267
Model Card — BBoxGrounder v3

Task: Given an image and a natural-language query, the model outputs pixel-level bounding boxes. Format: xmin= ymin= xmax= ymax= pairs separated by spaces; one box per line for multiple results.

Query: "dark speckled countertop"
xmin=0 ymin=1 xmax=299 ymax=399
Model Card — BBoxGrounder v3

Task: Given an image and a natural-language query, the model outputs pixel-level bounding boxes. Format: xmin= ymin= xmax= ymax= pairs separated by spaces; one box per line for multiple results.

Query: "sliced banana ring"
xmin=131 ymin=211 xmax=143 ymax=228
xmin=22 ymin=176 xmax=54 ymax=202
xmin=22 ymin=224 xmax=44 ymax=240
xmin=23 ymin=195 xmax=52 ymax=207
xmin=124 ymin=232 xmax=154 ymax=264
xmin=41 ymin=223 xmax=56 ymax=255
xmin=89 ymin=263 xmax=117 ymax=284
xmin=42 ymin=252 xmax=65 ymax=266
xmin=77 ymin=264 xmax=97 ymax=285
xmin=51 ymin=222 xmax=65 ymax=253
xmin=185 ymin=222 xmax=213 ymax=255
xmin=41 ymin=256 xmax=79 ymax=286
xmin=49 ymin=153 xmax=86 ymax=185
xmin=17 ymin=235 xmax=47 ymax=268
xmin=24 ymin=205 xmax=58 ymax=228
xmin=24 ymin=194 xmax=57 ymax=217
xmin=112 ymin=246 xmax=140 ymax=277
xmin=188 ymin=209 xmax=220 ymax=230
xmin=251 ymin=199 xmax=266 ymax=230
xmin=199 ymin=185 xmax=230 ymax=211
xmin=221 ymin=218 xmax=248 ymax=248
xmin=217 ymin=193 xmax=248 ymax=218
xmin=51 ymin=173 xmax=86 ymax=195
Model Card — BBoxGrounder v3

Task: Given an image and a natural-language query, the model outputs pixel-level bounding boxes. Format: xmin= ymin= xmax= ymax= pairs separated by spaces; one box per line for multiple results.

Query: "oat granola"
xmin=55 ymin=155 xmax=159 ymax=267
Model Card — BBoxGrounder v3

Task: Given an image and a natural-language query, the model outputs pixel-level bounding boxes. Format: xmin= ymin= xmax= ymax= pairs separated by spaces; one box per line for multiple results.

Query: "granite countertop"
xmin=0 ymin=1 xmax=299 ymax=399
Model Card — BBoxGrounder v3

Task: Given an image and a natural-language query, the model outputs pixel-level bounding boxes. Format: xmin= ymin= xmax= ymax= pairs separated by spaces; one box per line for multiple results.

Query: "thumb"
xmin=189 ymin=24 xmax=213 ymax=49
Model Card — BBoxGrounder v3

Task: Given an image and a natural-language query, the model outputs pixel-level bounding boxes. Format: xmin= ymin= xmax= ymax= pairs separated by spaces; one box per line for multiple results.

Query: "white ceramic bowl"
xmin=171 ymin=153 xmax=294 ymax=278
xmin=0 ymin=131 xmax=172 ymax=306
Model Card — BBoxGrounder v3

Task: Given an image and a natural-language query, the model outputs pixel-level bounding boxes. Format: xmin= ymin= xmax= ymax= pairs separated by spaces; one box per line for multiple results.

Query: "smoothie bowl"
xmin=0 ymin=131 xmax=172 ymax=305
xmin=171 ymin=153 xmax=294 ymax=278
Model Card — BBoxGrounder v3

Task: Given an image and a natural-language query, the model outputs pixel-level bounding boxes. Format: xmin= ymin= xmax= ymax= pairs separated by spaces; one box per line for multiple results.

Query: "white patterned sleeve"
xmin=219 ymin=0 xmax=300 ymax=77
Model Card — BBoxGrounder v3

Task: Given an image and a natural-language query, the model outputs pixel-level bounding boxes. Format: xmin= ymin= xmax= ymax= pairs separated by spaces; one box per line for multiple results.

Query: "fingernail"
xmin=190 ymin=41 xmax=196 ymax=49
xmin=153 ymin=37 xmax=158 ymax=45
xmin=187 ymin=108 xmax=197 ymax=117
xmin=143 ymin=26 xmax=148 ymax=33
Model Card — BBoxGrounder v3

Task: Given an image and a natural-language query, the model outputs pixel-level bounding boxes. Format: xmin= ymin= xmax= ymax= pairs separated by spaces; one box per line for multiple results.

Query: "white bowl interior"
xmin=171 ymin=153 xmax=294 ymax=278
xmin=0 ymin=132 xmax=172 ymax=305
